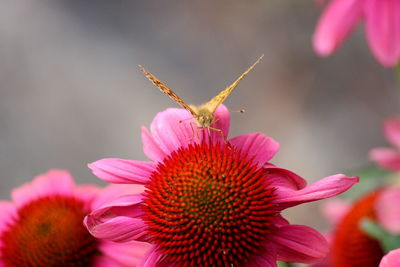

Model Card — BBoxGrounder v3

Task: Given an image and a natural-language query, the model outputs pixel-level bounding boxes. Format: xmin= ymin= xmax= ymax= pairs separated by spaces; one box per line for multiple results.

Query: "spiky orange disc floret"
xmin=142 ymin=142 xmax=278 ymax=267
xmin=1 ymin=196 xmax=99 ymax=266
xmin=331 ymin=190 xmax=384 ymax=267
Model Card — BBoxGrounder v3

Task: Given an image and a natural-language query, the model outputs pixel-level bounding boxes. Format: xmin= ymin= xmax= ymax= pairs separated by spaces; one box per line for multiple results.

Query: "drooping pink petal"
xmin=379 ymin=248 xmax=400 ymax=267
xmin=99 ymin=240 xmax=151 ymax=266
xmin=141 ymin=126 xmax=168 ymax=162
xmin=88 ymin=194 xmax=145 ymax=221
xmin=313 ymin=0 xmax=363 ymax=56
xmin=365 ymin=0 xmax=400 ymax=67
xmin=270 ymin=224 xmax=329 ymax=263
xmin=384 ymin=118 xmax=400 ymax=148
xmin=376 ymin=188 xmax=400 ymax=235
xmin=88 ymin=158 xmax=156 ymax=184
xmin=321 ymin=198 xmax=351 ymax=225
xmin=11 ymin=169 xmax=75 ymax=207
xmin=369 ymin=147 xmax=400 ymax=171
xmin=85 ymin=215 xmax=149 ymax=243
xmin=84 ymin=194 xmax=150 ymax=242
xmin=265 ymin=166 xmax=307 ymax=191
xmin=273 ymin=174 xmax=359 ymax=208
xmin=229 ymin=133 xmax=279 ymax=166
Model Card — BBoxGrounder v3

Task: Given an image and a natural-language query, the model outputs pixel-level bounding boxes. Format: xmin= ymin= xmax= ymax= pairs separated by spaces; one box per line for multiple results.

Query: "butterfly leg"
xmin=207 ymin=126 xmax=228 ymax=144
xmin=188 ymin=121 xmax=200 ymax=141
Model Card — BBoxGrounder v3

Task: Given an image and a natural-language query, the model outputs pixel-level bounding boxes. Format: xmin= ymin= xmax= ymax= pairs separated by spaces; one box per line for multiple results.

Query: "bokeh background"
xmin=0 ymin=0 xmax=398 ymax=233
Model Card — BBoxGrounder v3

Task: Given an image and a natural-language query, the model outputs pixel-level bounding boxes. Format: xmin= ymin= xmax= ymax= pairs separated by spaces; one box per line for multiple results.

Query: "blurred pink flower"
xmin=84 ymin=105 xmax=358 ymax=266
xmin=380 ymin=248 xmax=400 ymax=267
xmin=313 ymin=0 xmax=400 ymax=67
xmin=376 ymin=188 xmax=400 ymax=234
xmin=316 ymin=191 xmax=385 ymax=266
xmin=0 ymin=169 xmax=150 ymax=266
xmin=370 ymin=118 xmax=400 ymax=171
xmin=318 ymin=188 xmax=400 ymax=266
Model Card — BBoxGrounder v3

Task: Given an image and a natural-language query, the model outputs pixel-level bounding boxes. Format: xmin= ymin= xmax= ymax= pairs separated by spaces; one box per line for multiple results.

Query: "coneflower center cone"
xmin=1 ymin=196 xmax=99 ymax=266
xmin=143 ymin=143 xmax=278 ymax=267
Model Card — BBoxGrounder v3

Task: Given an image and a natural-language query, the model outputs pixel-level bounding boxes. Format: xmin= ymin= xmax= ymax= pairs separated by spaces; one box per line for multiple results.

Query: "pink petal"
xmin=137 ymin=246 xmax=166 ymax=267
xmin=313 ymin=0 xmax=363 ymax=56
xmin=99 ymin=240 xmax=151 ymax=266
xmin=89 ymin=158 xmax=156 ymax=185
xmin=85 ymin=215 xmax=148 ymax=243
xmin=376 ymin=188 xmax=400 ymax=234
xmin=149 ymin=108 xmax=205 ymax=154
xmin=247 ymin=248 xmax=277 ymax=267
xmin=228 ymin=133 xmax=280 ymax=166
xmin=365 ymin=0 xmax=400 ymax=67
xmin=11 ymin=169 xmax=75 ymax=207
xmin=369 ymin=147 xmax=400 ymax=171
xmin=384 ymin=118 xmax=400 ymax=148
xmin=265 ymin=166 xmax=307 ymax=191
xmin=141 ymin=126 xmax=168 ymax=162
xmin=321 ymin=198 xmax=351 ymax=225
xmin=273 ymin=174 xmax=359 ymax=208
xmin=379 ymin=248 xmax=400 ymax=267
xmin=84 ymin=194 xmax=150 ymax=242
xmin=270 ymin=224 xmax=329 ymax=263
xmin=91 ymin=184 xmax=145 ymax=210
xmin=208 ymin=104 xmax=230 ymax=142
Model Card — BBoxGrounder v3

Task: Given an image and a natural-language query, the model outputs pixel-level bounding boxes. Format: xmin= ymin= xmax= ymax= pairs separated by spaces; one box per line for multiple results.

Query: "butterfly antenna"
xmin=231 ymin=109 xmax=245 ymax=113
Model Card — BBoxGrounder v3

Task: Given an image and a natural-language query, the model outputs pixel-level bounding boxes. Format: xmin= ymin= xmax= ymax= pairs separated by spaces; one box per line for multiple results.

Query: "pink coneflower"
xmin=0 ymin=170 xmax=150 ymax=266
xmin=370 ymin=117 xmax=400 ymax=171
xmin=313 ymin=0 xmax=400 ymax=67
xmin=84 ymin=105 xmax=358 ymax=266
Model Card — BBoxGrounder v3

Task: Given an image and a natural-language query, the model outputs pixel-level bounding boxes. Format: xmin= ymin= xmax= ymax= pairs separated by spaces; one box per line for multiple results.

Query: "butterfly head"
xmin=195 ymin=107 xmax=215 ymax=128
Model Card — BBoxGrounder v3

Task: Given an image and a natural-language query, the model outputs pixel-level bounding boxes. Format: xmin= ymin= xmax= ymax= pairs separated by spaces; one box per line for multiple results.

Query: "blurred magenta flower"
xmin=370 ymin=118 xmax=400 ymax=171
xmin=84 ymin=105 xmax=358 ymax=266
xmin=0 ymin=170 xmax=150 ymax=266
xmin=313 ymin=0 xmax=400 ymax=67
xmin=380 ymin=248 xmax=400 ymax=267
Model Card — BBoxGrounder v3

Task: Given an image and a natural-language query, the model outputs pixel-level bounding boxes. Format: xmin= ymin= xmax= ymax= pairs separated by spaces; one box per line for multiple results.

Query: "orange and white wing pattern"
xmin=204 ymin=55 xmax=264 ymax=114
xmin=139 ymin=65 xmax=198 ymax=118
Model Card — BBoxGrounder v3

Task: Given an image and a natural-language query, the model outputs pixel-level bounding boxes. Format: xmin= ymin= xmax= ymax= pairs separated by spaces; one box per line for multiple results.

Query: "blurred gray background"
xmin=0 ymin=0 xmax=398 ymax=230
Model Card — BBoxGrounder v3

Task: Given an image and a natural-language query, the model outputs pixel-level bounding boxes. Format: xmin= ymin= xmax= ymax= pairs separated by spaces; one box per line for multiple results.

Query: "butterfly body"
xmin=189 ymin=104 xmax=215 ymax=128
xmin=139 ymin=55 xmax=263 ymax=133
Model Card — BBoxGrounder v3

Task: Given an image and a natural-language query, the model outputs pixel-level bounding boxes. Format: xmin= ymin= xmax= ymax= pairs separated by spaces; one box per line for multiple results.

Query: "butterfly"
xmin=139 ymin=55 xmax=263 ymax=137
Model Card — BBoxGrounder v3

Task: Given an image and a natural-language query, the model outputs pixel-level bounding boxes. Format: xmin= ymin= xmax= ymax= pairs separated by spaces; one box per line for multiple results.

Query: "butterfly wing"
xmin=139 ymin=65 xmax=198 ymax=117
xmin=203 ymin=55 xmax=264 ymax=113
